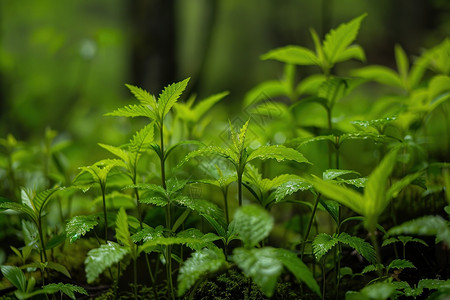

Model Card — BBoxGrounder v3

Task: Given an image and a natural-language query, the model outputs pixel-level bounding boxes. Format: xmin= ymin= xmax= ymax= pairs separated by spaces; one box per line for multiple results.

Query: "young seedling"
xmin=182 ymin=120 xmax=310 ymax=207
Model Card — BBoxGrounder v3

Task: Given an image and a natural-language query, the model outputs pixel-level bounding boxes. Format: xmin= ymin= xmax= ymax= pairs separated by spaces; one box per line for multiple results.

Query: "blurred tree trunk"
xmin=128 ymin=0 xmax=176 ymax=93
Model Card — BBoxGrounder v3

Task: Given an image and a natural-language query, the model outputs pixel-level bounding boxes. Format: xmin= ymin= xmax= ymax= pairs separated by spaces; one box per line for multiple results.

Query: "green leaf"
xmin=318 ymin=77 xmax=348 ymax=108
xmin=0 ymin=265 xmax=27 ymax=292
xmin=363 ymin=149 xmax=399 ymax=230
xmin=125 ymin=84 xmax=157 ymax=110
xmin=309 ymin=175 xmax=364 ymax=217
xmin=382 ymin=237 xmax=399 ymax=247
xmin=387 ymin=172 xmax=423 ymax=199
xmin=351 ymin=65 xmax=402 ymax=88
xmin=177 ymin=247 xmax=227 ymax=297
xmin=42 ymin=283 xmax=88 ymax=300
xmin=247 ymin=145 xmax=310 ymax=164
xmin=397 ymin=236 xmax=428 ymax=247
xmin=45 ymin=232 xmax=66 ymax=250
xmin=387 ymin=259 xmax=416 ymax=272
xmin=131 ymin=226 xmax=165 ymax=243
xmin=139 ymin=196 xmax=168 ymax=207
xmin=66 ymin=215 xmax=99 ymax=244
xmin=180 ymin=146 xmax=236 ymax=167
xmin=174 ymin=196 xmax=226 ymax=228
xmin=395 ymin=44 xmax=409 ymax=86
xmin=323 ymin=13 xmax=367 ymax=65
xmin=388 ymin=215 xmax=450 ymax=246
xmin=361 ymin=264 xmax=382 ymax=274
xmin=0 ymin=202 xmax=37 ymax=224
xmin=98 ymin=143 xmax=130 ymax=165
xmin=273 ymin=248 xmax=321 ymax=296
xmin=334 ymin=44 xmax=366 ymax=63
xmin=158 ymin=78 xmax=190 ymax=118
xmin=44 ymin=261 xmax=71 ymax=278
xmin=176 ymin=228 xmax=221 ymax=251
xmin=359 ymin=282 xmax=396 ymax=300
xmin=261 ymin=45 xmax=319 ymax=66
xmin=337 ymin=232 xmax=377 ymax=264
xmin=418 ymin=279 xmax=450 ymax=291
xmin=32 ymin=187 xmax=62 ymax=218
xmin=323 ymin=169 xmax=360 ymax=181
xmin=115 ymin=207 xmax=132 ymax=249
xmin=84 ymin=241 xmax=129 ymax=283
xmin=312 ymin=233 xmax=338 ymax=260
xmin=233 ymin=205 xmax=273 ymax=248
xmin=105 ymin=104 xmax=156 ymax=120
xmin=274 ymin=178 xmax=312 ymax=203
xmin=191 ymin=91 xmax=229 ymax=122
xmin=232 ymin=247 xmax=283 ymax=297
xmin=129 ymin=122 xmax=155 ymax=155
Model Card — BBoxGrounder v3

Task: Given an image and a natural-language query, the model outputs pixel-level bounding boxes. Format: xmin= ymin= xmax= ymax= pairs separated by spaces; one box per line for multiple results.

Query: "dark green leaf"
xmin=66 ymin=215 xmax=99 ymax=244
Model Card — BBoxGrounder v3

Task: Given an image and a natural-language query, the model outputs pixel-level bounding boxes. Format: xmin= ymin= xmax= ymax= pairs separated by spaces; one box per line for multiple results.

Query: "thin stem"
xmin=237 ymin=171 xmax=243 ymax=207
xmin=369 ymin=230 xmax=383 ymax=277
xmin=301 ymin=194 xmax=321 ymax=260
xmin=223 ymin=187 xmax=229 ymax=224
xmin=38 ymin=217 xmax=48 ymax=263
xmin=101 ymin=183 xmax=108 ymax=242
xmin=134 ymin=177 xmax=143 ymax=228
xmin=160 ymin=123 xmax=174 ymax=300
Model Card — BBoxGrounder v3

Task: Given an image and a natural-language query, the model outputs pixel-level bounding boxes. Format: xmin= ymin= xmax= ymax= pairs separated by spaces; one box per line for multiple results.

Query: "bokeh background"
xmin=1 ymin=0 xmax=449 ymax=165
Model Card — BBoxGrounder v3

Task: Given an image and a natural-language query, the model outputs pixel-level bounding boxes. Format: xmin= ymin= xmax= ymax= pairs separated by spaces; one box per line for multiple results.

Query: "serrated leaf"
xmin=323 ymin=169 xmax=360 ymax=181
xmin=177 ymin=247 xmax=227 ymax=297
xmin=247 ymin=145 xmax=310 ymax=165
xmin=312 ymin=233 xmax=338 ymax=260
xmin=129 ymin=122 xmax=154 ymax=156
xmin=66 ymin=215 xmax=99 ymax=243
xmin=274 ymin=178 xmax=312 ymax=203
xmin=340 ymin=177 xmax=368 ymax=188
xmin=98 ymin=143 xmax=130 ymax=165
xmin=382 ymin=237 xmax=399 ymax=247
xmin=174 ymin=196 xmax=226 ymax=229
xmin=318 ymin=77 xmax=348 ymax=108
xmin=176 ymin=228 xmax=221 ymax=251
xmin=351 ymin=116 xmax=398 ymax=132
xmin=418 ymin=279 xmax=450 ymax=291
xmin=233 ymin=205 xmax=273 ymax=248
xmin=232 ymin=247 xmax=283 ymax=297
xmin=158 ymin=78 xmax=190 ymax=118
xmin=180 ymin=146 xmax=236 ymax=167
xmin=397 ymin=236 xmax=428 ymax=247
xmin=261 ymin=45 xmax=319 ymax=66
xmin=337 ymin=232 xmax=377 ymax=264
xmin=131 ymin=226 xmax=165 ymax=243
xmin=273 ymin=248 xmax=321 ymax=296
xmin=294 ymin=135 xmax=335 ymax=148
xmin=323 ymin=13 xmax=367 ymax=65
xmin=84 ymin=241 xmax=129 ymax=283
xmin=361 ymin=264 xmax=383 ymax=274
xmin=125 ymin=84 xmax=157 ymax=110
xmin=43 ymin=283 xmax=88 ymax=300
xmin=387 ymin=259 xmax=416 ymax=272
xmin=45 ymin=261 xmax=71 ymax=278
xmin=105 ymin=104 xmax=156 ymax=119
xmin=388 ymin=215 xmax=450 ymax=245
xmin=0 ymin=265 xmax=27 ymax=291
xmin=139 ymin=196 xmax=168 ymax=207
xmin=115 ymin=207 xmax=132 ymax=249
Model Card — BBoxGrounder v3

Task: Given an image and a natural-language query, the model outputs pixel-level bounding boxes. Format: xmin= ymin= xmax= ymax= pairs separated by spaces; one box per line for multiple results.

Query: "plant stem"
xmin=101 ymin=183 xmax=108 ymax=242
xmin=223 ymin=187 xmax=229 ymax=224
xmin=301 ymin=194 xmax=321 ymax=260
xmin=145 ymin=254 xmax=159 ymax=300
xmin=160 ymin=123 xmax=175 ymax=300
xmin=369 ymin=230 xmax=383 ymax=277
xmin=237 ymin=171 xmax=243 ymax=207
xmin=38 ymin=217 xmax=48 ymax=263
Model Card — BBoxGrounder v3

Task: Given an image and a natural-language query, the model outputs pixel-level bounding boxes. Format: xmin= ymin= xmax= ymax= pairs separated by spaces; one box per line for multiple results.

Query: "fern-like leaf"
xmin=247 ymin=145 xmax=310 ymax=164
xmin=337 ymin=232 xmax=377 ymax=264
xmin=387 ymin=259 xmax=416 ymax=272
xmin=260 ymin=45 xmax=320 ymax=66
xmin=85 ymin=241 xmax=129 ymax=283
xmin=66 ymin=215 xmax=99 ymax=244
xmin=388 ymin=215 xmax=450 ymax=245
xmin=42 ymin=283 xmax=88 ymax=300
xmin=125 ymin=84 xmax=157 ymax=110
xmin=158 ymin=78 xmax=190 ymax=118
xmin=312 ymin=233 xmax=338 ymax=261
xmin=177 ymin=247 xmax=227 ymax=297
xmin=105 ymin=104 xmax=156 ymax=119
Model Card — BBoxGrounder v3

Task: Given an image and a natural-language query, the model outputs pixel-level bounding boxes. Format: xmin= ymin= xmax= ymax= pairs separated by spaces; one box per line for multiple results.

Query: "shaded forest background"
xmin=0 ymin=0 xmax=449 ymax=166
